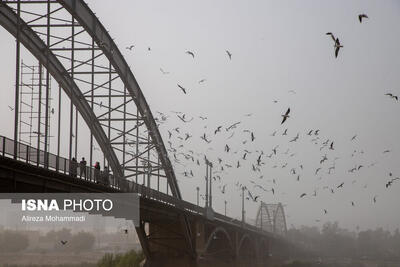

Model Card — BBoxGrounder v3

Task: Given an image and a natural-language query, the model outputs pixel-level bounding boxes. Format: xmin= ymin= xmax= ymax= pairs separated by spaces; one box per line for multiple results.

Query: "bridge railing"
xmin=0 ymin=135 xmax=205 ymax=212
xmin=0 ymin=135 xmax=278 ymax=237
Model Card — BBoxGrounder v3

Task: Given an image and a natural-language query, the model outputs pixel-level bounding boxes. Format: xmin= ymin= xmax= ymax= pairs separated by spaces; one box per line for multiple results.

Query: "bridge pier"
xmin=140 ymin=215 xmax=274 ymax=267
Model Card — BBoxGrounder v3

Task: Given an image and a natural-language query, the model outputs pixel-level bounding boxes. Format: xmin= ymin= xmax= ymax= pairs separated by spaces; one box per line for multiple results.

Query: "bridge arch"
xmin=273 ymin=203 xmax=287 ymax=236
xmin=255 ymin=202 xmax=287 ymax=236
xmin=0 ymin=0 xmax=180 ymax=197
xmin=203 ymin=226 xmax=234 ymax=259
xmin=237 ymin=233 xmax=256 ymax=258
xmin=255 ymin=201 xmax=273 ymax=232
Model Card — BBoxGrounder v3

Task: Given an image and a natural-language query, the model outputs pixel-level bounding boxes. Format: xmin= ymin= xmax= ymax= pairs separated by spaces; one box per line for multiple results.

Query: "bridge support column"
xmin=195 ymin=220 xmax=206 ymax=256
xmin=140 ymin=216 xmax=196 ymax=267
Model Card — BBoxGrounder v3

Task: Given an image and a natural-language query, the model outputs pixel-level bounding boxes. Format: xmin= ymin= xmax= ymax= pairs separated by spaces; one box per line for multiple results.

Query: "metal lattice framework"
xmin=0 ymin=0 xmax=181 ymax=198
xmin=255 ymin=202 xmax=287 ymax=236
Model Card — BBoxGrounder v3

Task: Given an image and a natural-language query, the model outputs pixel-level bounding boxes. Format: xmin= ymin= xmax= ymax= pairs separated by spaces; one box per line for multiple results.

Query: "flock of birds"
xmin=120 ymin=12 xmax=400 ymax=225
xmin=7 ymin=7 xmax=399 ymax=242
xmin=152 ymin=105 xmax=399 ymax=214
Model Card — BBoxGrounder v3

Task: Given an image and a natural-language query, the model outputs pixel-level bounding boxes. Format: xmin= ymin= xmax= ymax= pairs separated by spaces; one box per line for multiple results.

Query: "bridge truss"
xmin=255 ymin=202 xmax=287 ymax=236
xmin=0 ymin=0 xmax=180 ymax=198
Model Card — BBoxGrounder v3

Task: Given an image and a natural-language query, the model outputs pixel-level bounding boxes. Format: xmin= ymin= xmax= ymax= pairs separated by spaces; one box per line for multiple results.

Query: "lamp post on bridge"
xmin=241 ymin=186 xmax=246 ymax=227
xmin=224 ymin=200 xmax=227 ymax=216
xmin=196 ymin=186 xmax=200 ymax=206
xmin=260 ymin=201 xmax=263 ymax=231
xmin=209 ymin=162 xmax=213 ymax=209
xmin=205 ymin=163 xmax=208 ymax=208
xmin=204 ymin=158 xmax=214 ymax=220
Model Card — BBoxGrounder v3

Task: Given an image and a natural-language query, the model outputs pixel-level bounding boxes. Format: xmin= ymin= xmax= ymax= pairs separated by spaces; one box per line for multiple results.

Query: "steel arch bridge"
xmin=0 ymin=0 xmax=180 ymax=198
xmin=255 ymin=202 xmax=288 ymax=236
xmin=0 ymin=1 xmax=294 ymax=265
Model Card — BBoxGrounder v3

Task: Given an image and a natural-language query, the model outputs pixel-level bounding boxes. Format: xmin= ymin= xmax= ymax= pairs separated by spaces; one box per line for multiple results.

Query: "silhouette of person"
xmin=102 ymin=166 xmax=110 ymax=186
xmin=70 ymin=157 xmax=77 ymax=178
xmin=94 ymin=161 xmax=100 ymax=183
xmin=79 ymin=157 xmax=87 ymax=179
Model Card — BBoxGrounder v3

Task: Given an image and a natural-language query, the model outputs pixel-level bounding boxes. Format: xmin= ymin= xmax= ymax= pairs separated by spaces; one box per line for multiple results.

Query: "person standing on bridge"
xmin=94 ymin=161 xmax=100 ymax=183
xmin=80 ymin=157 xmax=87 ymax=179
xmin=70 ymin=157 xmax=77 ymax=178
xmin=102 ymin=166 xmax=110 ymax=186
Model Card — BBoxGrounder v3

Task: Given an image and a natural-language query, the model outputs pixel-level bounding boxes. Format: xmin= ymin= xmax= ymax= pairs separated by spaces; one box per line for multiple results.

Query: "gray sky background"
xmin=0 ymin=0 xmax=400 ymax=232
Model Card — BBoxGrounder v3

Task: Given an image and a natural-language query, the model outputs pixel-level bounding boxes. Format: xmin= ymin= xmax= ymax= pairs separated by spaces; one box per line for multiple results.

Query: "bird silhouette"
xmin=385 ymin=93 xmax=398 ymax=101
xmin=226 ymin=50 xmax=232 ymax=60
xmin=334 ymin=38 xmax=343 ymax=58
xmin=177 ymin=84 xmax=187 ymax=94
xmin=358 ymin=14 xmax=368 ymax=23
xmin=186 ymin=50 xmax=195 ymax=58
xmin=160 ymin=68 xmax=169 ymax=74
xmin=281 ymin=108 xmax=290 ymax=124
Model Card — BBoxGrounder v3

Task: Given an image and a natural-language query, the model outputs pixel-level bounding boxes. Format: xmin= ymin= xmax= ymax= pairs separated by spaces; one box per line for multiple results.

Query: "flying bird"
xmin=334 ymin=38 xmax=343 ymax=58
xmin=300 ymin=193 xmax=307 ymax=198
xmin=385 ymin=93 xmax=398 ymax=101
xmin=160 ymin=68 xmax=170 ymax=74
xmin=290 ymin=133 xmax=299 ymax=142
xmin=226 ymin=50 xmax=232 ymax=60
xmin=186 ymin=50 xmax=195 ymax=58
xmin=226 ymin=122 xmax=241 ymax=131
xmin=177 ymin=84 xmax=187 ymax=94
xmin=358 ymin=14 xmax=368 ymax=23
xmin=327 ymin=32 xmax=343 ymax=58
xmin=60 ymin=240 xmax=68 ymax=245
xmin=225 ymin=144 xmax=230 ymax=152
xmin=281 ymin=108 xmax=290 ymax=124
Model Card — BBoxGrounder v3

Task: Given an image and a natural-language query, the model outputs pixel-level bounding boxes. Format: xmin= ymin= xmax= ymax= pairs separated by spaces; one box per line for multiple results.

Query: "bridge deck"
xmin=0 ymin=135 xmax=276 ymax=239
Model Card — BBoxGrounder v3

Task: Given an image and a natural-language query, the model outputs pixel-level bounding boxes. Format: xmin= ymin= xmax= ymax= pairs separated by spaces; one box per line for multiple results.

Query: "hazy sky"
xmin=1 ymin=0 xmax=400 ymax=232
